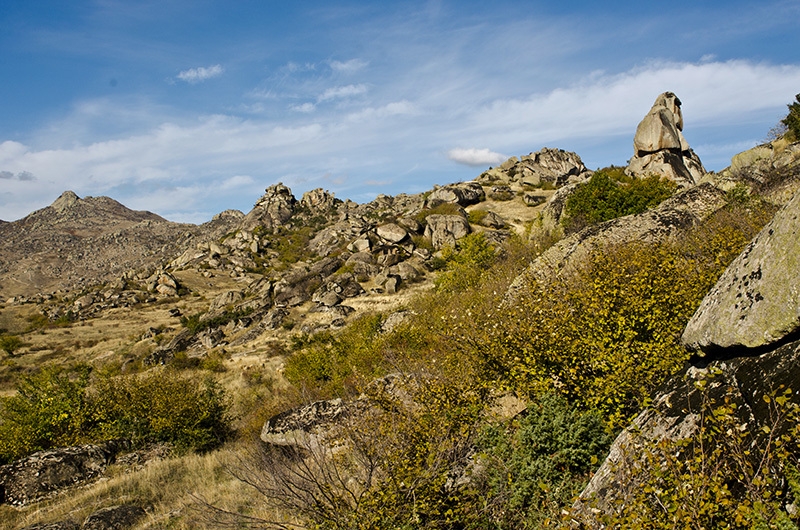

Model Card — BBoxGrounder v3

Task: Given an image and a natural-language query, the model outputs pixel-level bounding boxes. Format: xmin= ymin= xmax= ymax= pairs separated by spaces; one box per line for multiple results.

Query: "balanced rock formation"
xmin=628 ymin=92 xmax=705 ymax=187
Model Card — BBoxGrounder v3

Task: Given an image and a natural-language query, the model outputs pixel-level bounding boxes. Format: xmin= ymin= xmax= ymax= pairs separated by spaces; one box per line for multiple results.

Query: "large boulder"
xmin=240 ymin=183 xmax=297 ymax=232
xmin=477 ymin=148 xmax=591 ymax=188
xmin=0 ymin=440 xmax=127 ymax=506
xmin=628 ymin=92 xmax=706 ymax=187
xmin=426 ymin=182 xmax=486 ymax=207
xmin=261 ymin=399 xmax=349 ymax=449
xmin=682 ymin=188 xmax=800 ymax=355
xmin=573 ymin=338 xmax=800 ymax=524
xmin=82 ymin=504 xmax=147 ymax=530
xmin=423 ymin=215 xmax=471 ymax=250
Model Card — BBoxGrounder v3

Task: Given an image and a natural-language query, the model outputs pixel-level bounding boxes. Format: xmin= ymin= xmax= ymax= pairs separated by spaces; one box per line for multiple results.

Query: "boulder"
xmin=209 ymin=290 xmax=244 ymax=312
xmin=376 ymin=223 xmax=408 ymax=244
xmin=82 ymin=504 xmax=147 ymax=530
xmin=628 ymin=92 xmax=706 ymax=187
xmin=261 ymin=399 xmax=349 ymax=448
xmin=0 ymin=440 xmax=128 ymax=506
xmin=423 ymin=215 xmax=471 ymax=250
xmin=426 ymin=182 xmax=486 ymax=207
xmin=682 ymin=188 xmax=800 ymax=355
xmin=241 ymin=183 xmax=297 ymax=232
xmin=301 ymin=188 xmax=339 ymax=213
xmin=20 ymin=522 xmax=80 ymax=530
xmin=477 ymin=148 xmax=590 ymax=188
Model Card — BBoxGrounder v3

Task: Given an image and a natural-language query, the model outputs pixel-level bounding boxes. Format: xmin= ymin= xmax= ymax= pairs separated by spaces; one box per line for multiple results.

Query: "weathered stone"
xmin=522 ymin=192 xmax=547 ymax=206
xmin=423 ymin=215 xmax=471 ymax=250
xmin=240 ymin=183 xmax=297 ymax=232
xmin=261 ymin=399 xmax=348 ymax=448
xmin=209 ymin=290 xmax=244 ymax=311
xmin=376 ymin=223 xmax=408 ymax=243
xmin=682 ymin=188 xmax=800 ymax=355
xmin=628 ymin=92 xmax=706 ymax=187
xmin=82 ymin=504 xmax=146 ymax=530
xmin=301 ymin=188 xmax=338 ymax=212
xmin=426 ymin=182 xmax=485 ymax=207
xmin=0 ymin=440 xmax=128 ymax=506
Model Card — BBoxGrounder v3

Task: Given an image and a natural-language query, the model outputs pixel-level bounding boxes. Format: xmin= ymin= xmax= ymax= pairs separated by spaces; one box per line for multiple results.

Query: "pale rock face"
xmin=682 ymin=188 xmax=800 ymax=354
xmin=628 ymin=92 xmax=706 ymax=187
xmin=376 ymin=223 xmax=409 ymax=244
xmin=423 ymin=214 xmax=471 ymax=250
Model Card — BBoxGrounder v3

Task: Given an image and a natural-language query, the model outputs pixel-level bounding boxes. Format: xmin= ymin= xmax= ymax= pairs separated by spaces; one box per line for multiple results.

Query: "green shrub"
xmin=0 ymin=335 xmax=23 ymax=356
xmin=414 ymin=202 xmax=464 ymax=224
xmin=782 ymin=93 xmax=800 ymax=141
xmin=434 ymin=232 xmax=498 ymax=293
xmin=470 ymin=394 xmax=612 ymax=528
xmin=563 ymin=167 xmax=677 ymax=233
xmin=0 ymin=365 xmax=91 ymax=463
xmin=0 ymin=366 xmax=231 ymax=463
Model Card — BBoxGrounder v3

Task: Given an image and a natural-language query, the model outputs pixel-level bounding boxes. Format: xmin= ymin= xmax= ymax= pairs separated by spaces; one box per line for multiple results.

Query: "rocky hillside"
xmin=1 ymin=92 xmax=800 ymax=529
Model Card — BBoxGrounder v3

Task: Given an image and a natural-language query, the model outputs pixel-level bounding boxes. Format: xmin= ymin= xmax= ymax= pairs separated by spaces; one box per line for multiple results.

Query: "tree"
xmin=782 ymin=93 xmax=800 ymax=141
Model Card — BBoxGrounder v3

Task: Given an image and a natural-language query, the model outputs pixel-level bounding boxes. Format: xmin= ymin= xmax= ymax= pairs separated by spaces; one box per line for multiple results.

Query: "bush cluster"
xmin=0 ymin=366 xmax=230 ymax=463
xmin=563 ymin=167 xmax=677 ymax=233
xmin=783 ymin=93 xmax=800 ymax=142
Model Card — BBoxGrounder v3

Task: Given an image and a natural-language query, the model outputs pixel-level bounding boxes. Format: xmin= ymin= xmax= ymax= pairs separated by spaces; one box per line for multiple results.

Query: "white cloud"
xmin=318 ymin=84 xmax=368 ymax=102
xmin=291 ymin=102 xmax=316 ymax=113
xmin=447 ymin=148 xmax=507 ymax=167
xmin=177 ymin=64 xmax=224 ymax=84
xmin=330 ymin=59 xmax=368 ymax=74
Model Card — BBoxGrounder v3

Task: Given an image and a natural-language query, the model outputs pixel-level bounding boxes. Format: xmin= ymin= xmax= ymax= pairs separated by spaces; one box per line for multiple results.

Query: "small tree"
xmin=782 ymin=93 xmax=800 ymax=141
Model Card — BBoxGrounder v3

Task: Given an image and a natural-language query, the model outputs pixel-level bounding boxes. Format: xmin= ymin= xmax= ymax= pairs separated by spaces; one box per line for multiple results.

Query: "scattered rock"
xmin=424 ymin=215 xmax=471 ymax=250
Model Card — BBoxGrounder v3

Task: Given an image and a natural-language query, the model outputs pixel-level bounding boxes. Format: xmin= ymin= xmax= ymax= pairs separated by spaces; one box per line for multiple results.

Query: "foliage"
xmin=598 ymin=378 xmax=800 ymax=529
xmin=469 ymin=394 xmax=612 ymax=528
xmin=563 ymin=167 xmax=677 ymax=233
xmin=434 ymin=232 xmax=499 ymax=293
xmin=89 ymin=371 xmax=231 ymax=452
xmin=0 ymin=366 xmax=231 ymax=463
xmin=473 ymin=201 xmax=776 ymax=430
xmin=180 ymin=307 xmax=253 ymax=335
xmin=0 ymin=334 xmax=23 ymax=356
xmin=0 ymin=365 xmax=91 ymax=463
xmin=782 ymin=93 xmax=800 ymax=142
xmin=283 ymin=313 xmax=387 ymax=399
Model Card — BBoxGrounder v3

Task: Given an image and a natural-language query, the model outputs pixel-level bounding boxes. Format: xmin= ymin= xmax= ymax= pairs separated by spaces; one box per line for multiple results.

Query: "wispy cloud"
xmin=447 ymin=148 xmax=507 ymax=167
xmin=0 ymin=170 xmax=35 ymax=181
xmin=318 ymin=84 xmax=368 ymax=102
xmin=291 ymin=102 xmax=316 ymax=113
xmin=177 ymin=64 xmax=224 ymax=84
xmin=330 ymin=59 xmax=368 ymax=74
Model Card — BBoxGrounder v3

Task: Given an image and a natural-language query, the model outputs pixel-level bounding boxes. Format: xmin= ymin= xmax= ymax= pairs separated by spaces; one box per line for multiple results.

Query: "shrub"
xmin=434 ymin=232 xmax=498 ymax=293
xmin=0 ymin=334 xmax=23 ymax=356
xmin=470 ymin=394 xmax=612 ymax=528
xmin=563 ymin=167 xmax=677 ymax=233
xmin=782 ymin=93 xmax=800 ymax=141
xmin=414 ymin=202 xmax=464 ymax=224
xmin=597 ymin=378 xmax=800 ymax=529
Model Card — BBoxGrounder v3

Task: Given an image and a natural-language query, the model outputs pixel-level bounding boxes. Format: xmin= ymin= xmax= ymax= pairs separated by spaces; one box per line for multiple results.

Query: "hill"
xmin=0 ymin=92 xmax=799 ymax=529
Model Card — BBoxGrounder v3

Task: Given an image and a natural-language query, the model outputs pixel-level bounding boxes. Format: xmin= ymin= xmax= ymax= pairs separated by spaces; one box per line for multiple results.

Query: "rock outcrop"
xmin=628 ymin=92 xmax=705 ymax=187
xmin=477 ymin=147 xmax=591 ymax=188
xmin=0 ymin=440 xmax=128 ymax=506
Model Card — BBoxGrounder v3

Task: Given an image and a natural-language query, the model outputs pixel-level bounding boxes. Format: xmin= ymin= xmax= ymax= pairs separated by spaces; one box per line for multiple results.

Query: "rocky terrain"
xmin=1 ymin=92 xmax=800 ymax=529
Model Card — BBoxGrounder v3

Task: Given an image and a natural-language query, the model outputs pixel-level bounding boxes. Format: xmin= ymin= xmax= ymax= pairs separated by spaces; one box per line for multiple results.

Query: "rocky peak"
xmin=628 ymin=91 xmax=706 ymax=187
xmin=50 ymin=190 xmax=80 ymax=212
xmin=241 ymin=183 xmax=298 ymax=232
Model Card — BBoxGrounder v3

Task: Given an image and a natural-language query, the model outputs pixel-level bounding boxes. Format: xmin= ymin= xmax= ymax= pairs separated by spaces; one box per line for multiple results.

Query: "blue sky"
xmin=1 ymin=1 xmax=799 ymax=223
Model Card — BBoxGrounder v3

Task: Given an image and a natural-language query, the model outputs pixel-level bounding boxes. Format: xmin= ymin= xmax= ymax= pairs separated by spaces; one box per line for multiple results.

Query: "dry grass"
xmin=0 ymin=443 xmax=289 ymax=529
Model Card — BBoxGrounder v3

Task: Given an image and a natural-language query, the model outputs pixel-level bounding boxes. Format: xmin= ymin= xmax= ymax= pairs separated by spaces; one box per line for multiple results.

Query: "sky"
xmin=1 ymin=1 xmax=799 ymax=223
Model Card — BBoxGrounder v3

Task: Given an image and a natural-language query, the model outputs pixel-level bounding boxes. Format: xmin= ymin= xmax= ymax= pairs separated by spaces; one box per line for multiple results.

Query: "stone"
xmin=261 ymin=399 xmax=349 ymax=448
xmin=301 ymin=188 xmax=338 ymax=212
xmin=0 ymin=440 xmax=128 ymax=506
xmin=82 ymin=504 xmax=146 ymax=530
xmin=682 ymin=188 xmax=800 ymax=355
xmin=20 ymin=522 xmax=80 ymax=530
xmin=628 ymin=92 xmax=706 ymax=187
xmin=423 ymin=215 xmax=471 ymax=250
xmin=209 ymin=290 xmax=244 ymax=312
xmin=376 ymin=223 xmax=408 ymax=244
xmin=241 ymin=183 xmax=297 ymax=232
xmin=426 ymin=182 xmax=486 ymax=207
